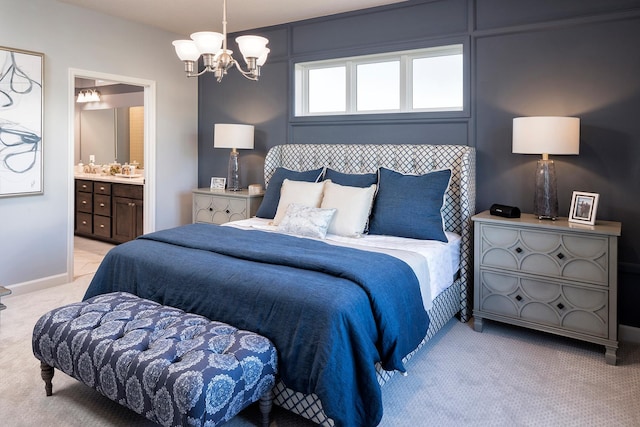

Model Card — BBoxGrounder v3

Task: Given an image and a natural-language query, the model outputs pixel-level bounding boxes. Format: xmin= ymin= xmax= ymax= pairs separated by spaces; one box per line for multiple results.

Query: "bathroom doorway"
xmin=67 ymin=69 xmax=156 ymax=279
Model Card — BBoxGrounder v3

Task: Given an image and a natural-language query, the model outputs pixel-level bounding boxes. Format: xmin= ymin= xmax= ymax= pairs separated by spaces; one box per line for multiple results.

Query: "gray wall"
xmin=1 ymin=0 xmax=198 ymax=289
xmin=199 ymin=0 xmax=640 ymax=327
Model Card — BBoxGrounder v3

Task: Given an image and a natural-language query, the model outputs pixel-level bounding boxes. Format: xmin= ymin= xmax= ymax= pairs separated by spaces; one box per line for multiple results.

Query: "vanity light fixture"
xmin=76 ymin=89 xmax=100 ymax=103
xmin=512 ymin=116 xmax=580 ymax=220
xmin=172 ymin=0 xmax=270 ymax=82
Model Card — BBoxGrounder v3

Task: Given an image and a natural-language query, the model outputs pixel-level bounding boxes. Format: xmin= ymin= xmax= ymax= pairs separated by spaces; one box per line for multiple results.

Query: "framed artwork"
xmin=568 ymin=191 xmax=599 ymax=225
xmin=210 ymin=177 xmax=226 ymax=190
xmin=0 ymin=46 xmax=44 ymax=197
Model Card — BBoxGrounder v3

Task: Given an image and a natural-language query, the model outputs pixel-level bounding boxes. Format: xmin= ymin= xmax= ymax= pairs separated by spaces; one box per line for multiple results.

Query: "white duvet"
xmin=224 ymin=218 xmax=461 ymax=312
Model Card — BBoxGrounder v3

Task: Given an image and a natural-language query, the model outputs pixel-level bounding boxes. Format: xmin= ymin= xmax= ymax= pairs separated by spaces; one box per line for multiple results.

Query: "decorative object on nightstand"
xmin=193 ymin=188 xmax=264 ymax=224
xmin=472 ymin=210 xmax=621 ymax=365
xmin=214 ymin=123 xmax=254 ymax=191
xmin=568 ymin=191 xmax=599 ymax=225
xmin=512 ymin=116 xmax=580 ymax=220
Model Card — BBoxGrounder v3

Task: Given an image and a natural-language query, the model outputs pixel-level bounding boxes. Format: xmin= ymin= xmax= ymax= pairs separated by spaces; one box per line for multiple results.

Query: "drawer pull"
xmin=557 ymin=303 xmax=565 ymax=310
xmin=557 ymin=253 xmax=565 ymax=259
xmin=209 ymin=207 xmax=213 ymax=211
xmin=100 ymin=224 xmax=105 ymax=228
xmin=100 ymin=186 xmax=105 ymax=191
xmin=82 ymin=201 xmax=87 ymax=204
xmin=82 ymin=185 xmax=87 ymax=189
xmin=225 ymin=209 xmax=230 ymax=214
xmin=515 ymin=247 xmax=523 ymax=253
xmin=82 ymin=221 xmax=87 ymax=225
xmin=515 ymin=295 xmax=523 ymax=301
xmin=100 ymin=203 xmax=105 ymax=207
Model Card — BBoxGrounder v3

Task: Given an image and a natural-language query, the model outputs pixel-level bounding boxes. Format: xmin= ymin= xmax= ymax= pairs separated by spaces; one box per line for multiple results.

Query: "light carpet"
xmin=1 ymin=271 xmax=639 ymax=426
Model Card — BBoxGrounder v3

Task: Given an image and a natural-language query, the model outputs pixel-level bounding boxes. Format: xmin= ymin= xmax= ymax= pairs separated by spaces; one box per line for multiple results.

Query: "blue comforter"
xmin=84 ymin=223 xmax=429 ymax=426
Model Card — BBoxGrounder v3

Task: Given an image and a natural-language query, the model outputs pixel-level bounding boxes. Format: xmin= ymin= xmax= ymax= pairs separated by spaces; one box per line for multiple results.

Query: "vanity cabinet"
xmin=75 ymin=178 xmax=143 ymax=243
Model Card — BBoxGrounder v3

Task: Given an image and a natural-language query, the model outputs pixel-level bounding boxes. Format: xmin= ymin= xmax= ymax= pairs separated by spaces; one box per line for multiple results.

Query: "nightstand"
xmin=192 ymin=188 xmax=264 ymax=224
xmin=472 ymin=210 xmax=622 ymax=365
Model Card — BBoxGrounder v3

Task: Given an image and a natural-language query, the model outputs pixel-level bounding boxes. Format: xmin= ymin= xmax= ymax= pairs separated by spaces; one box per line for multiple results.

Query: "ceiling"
xmin=58 ymin=0 xmax=408 ymax=36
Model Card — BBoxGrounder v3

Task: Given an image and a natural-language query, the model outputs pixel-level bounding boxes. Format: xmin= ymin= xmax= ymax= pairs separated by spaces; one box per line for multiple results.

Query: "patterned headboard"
xmin=264 ymin=144 xmax=476 ymax=322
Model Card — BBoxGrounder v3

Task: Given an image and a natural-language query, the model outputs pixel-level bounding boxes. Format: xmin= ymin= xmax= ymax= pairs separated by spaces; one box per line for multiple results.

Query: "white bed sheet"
xmin=223 ymin=218 xmax=461 ymax=312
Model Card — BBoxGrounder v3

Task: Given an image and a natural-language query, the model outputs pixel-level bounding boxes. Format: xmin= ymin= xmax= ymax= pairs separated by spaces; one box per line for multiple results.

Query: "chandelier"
xmin=172 ymin=0 xmax=270 ymax=82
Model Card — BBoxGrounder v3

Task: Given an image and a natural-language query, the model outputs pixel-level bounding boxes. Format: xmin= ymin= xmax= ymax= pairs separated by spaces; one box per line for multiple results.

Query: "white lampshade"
xmin=172 ymin=40 xmax=201 ymax=61
xmin=256 ymin=48 xmax=270 ymax=67
xmin=513 ymin=116 xmax=580 ymax=155
xmin=214 ymin=124 xmax=254 ymax=150
xmin=191 ymin=31 xmax=224 ymax=54
xmin=236 ymin=35 xmax=269 ymax=59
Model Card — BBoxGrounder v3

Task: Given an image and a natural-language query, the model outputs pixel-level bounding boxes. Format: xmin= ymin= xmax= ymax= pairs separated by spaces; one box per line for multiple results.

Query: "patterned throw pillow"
xmin=277 ymin=203 xmax=337 ymax=239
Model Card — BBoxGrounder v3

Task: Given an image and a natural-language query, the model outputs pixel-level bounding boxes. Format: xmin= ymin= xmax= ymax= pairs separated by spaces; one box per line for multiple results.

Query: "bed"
xmin=84 ymin=143 xmax=476 ymax=426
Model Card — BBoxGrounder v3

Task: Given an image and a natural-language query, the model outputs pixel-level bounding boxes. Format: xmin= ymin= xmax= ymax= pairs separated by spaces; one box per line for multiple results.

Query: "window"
xmin=295 ymin=44 xmax=463 ymax=117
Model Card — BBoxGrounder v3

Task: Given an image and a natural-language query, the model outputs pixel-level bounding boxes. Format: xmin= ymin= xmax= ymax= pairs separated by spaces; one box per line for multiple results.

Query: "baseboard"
xmin=619 ymin=324 xmax=640 ymax=344
xmin=5 ymin=272 xmax=71 ymax=297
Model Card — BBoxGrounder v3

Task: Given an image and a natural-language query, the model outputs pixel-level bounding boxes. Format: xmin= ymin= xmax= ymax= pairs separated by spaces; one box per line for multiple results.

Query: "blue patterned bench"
xmin=32 ymin=292 xmax=278 ymax=427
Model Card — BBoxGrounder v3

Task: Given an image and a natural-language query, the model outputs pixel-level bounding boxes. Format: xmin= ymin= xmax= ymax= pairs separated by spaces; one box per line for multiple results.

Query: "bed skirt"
xmin=272 ymin=278 xmax=463 ymax=426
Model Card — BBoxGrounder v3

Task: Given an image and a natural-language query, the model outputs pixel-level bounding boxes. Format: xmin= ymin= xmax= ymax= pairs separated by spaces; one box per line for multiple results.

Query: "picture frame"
xmin=568 ymin=191 xmax=599 ymax=225
xmin=210 ymin=177 xmax=226 ymax=190
xmin=0 ymin=46 xmax=44 ymax=197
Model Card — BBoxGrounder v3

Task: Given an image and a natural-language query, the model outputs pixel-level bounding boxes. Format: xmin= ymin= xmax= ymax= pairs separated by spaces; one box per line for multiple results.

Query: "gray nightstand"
xmin=472 ymin=210 xmax=622 ymax=365
xmin=0 ymin=285 xmax=11 ymax=315
xmin=192 ymin=188 xmax=264 ymax=225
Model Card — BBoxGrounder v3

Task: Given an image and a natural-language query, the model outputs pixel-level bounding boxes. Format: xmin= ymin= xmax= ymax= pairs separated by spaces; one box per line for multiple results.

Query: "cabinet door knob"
xmin=557 ymin=303 xmax=565 ymax=310
xmin=225 ymin=209 xmax=230 ymax=214
xmin=515 ymin=295 xmax=523 ymax=301
xmin=209 ymin=207 xmax=213 ymax=211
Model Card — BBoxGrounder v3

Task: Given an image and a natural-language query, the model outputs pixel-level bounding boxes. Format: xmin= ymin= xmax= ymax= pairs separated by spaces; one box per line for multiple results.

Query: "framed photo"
xmin=568 ymin=191 xmax=599 ymax=225
xmin=210 ymin=177 xmax=226 ymax=190
xmin=0 ymin=46 xmax=44 ymax=197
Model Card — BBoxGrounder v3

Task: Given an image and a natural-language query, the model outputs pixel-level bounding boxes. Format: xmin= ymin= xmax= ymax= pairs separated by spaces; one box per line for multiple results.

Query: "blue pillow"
xmin=256 ymin=167 xmax=324 ymax=219
xmin=368 ymin=167 xmax=452 ymax=242
xmin=323 ymin=168 xmax=378 ymax=188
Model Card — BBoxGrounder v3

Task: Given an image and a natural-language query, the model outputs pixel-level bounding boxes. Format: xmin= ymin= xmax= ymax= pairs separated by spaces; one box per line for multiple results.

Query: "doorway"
xmin=67 ymin=69 xmax=156 ymax=280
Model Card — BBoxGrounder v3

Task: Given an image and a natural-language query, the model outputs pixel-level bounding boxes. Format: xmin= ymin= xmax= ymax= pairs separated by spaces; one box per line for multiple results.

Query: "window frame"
xmin=294 ymin=42 xmax=467 ymax=118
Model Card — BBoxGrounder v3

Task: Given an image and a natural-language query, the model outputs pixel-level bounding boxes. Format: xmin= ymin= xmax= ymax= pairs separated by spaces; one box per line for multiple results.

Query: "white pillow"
xmin=277 ymin=203 xmax=336 ymax=239
xmin=272 ymin=179 xmax=326 ymax=225
xmin=320 ymin=180 xmax=377 ymax=237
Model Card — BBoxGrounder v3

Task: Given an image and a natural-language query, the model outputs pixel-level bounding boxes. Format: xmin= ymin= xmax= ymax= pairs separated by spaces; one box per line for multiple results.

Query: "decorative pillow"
xmin=277 ymin=203 xmax=336 ymax=239
xmin=323 ymin=168 xmax=378 ymax=188
xmin=272 ymin=179 xmax=326 ymax=225
xmin=368 ymin=167 xmax=452 ymax=242
xmin=256 ymin=167 xmax=324 ymax=219
xmin=320 ymin=180 xmax=377 ymax=237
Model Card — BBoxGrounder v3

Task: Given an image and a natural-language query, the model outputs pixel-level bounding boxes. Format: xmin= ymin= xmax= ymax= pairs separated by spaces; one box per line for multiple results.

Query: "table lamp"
xmin=512 ymin=116 xmax=580 ymax=220
xmin=214 ymin=123 xmax=254 ymax=191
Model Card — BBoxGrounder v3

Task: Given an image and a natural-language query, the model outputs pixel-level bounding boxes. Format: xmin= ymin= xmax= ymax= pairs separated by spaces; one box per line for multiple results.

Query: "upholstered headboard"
xmin=264 ymin=143 xmax=476 ymax=321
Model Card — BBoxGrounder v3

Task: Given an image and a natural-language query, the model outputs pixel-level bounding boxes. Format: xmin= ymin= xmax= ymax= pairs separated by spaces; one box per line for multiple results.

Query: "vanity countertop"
xmin=74 ymin=173 xmax=144 ymax=185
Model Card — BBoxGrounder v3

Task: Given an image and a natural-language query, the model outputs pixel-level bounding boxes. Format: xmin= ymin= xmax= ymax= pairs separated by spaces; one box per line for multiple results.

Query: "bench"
xmin=32 ymin=292 xmax=278 ymax=427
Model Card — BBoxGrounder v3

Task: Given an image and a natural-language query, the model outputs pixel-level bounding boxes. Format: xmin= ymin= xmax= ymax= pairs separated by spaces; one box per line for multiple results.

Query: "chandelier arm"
xmin=232 ymin=59 xmax=259 ymax=81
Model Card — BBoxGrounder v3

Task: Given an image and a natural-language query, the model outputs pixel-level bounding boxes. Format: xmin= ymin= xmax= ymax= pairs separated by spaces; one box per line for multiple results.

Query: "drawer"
xmin=193 ymin=194 xmax=248 ymax=224
xmin=76 ymin=212 xmax=92 ymax=234
xmin=75 ymin=180 xmax=93 ymax=193
xmin=93 ymin=215 xmax=111 ymax=238
xmin=94 ymin=182 xmax=111 ymax=195
xmin=94 ymin=194 xmax=111 ymax=217
xmin=76 ymin=192 xmax=93 ymax=213
xmin=479 ymin=224 xmax=609 ymax=285
xmin=113 ymin=183 xmax=143 ymax=199
xmin=477 ymin=270 xmax=608 ymax=338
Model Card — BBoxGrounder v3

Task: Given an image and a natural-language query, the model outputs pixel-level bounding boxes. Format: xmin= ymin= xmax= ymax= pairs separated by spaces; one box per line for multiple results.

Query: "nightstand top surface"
xmin=472 ymin=210 xmax=621 ymax=236
xmin=193 ymin=188 xmax=264 ymax=198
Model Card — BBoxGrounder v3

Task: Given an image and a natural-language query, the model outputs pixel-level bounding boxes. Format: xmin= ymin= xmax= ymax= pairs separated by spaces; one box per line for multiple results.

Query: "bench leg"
xmin=40 ymin=362 xmax=54 ymax=396
xmin=259 ymin=389 xmax=274 ymax=427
